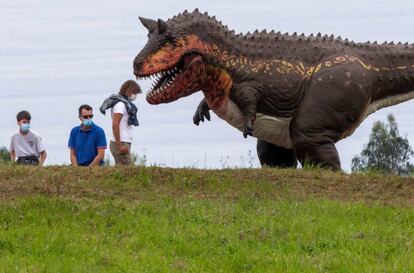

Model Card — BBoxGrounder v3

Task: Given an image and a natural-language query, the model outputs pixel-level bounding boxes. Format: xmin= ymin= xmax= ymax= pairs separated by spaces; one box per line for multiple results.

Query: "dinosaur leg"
xmin=256 ymin=139 xmax=297 ymax=168
xmin=290 ymin=64 xmax=374 ymax=171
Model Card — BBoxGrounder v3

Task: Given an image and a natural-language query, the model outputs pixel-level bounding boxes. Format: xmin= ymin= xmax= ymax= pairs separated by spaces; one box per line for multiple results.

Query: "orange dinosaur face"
xmin=133 ymin=17 xmax=212 ymax=104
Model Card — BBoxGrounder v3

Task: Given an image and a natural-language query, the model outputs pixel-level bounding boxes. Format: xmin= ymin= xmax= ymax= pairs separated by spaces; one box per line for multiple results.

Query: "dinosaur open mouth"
xmin=147 ymin=56 xmax=187 ymax=96
xmin=139 ymin=52 xmax=203 ymax=103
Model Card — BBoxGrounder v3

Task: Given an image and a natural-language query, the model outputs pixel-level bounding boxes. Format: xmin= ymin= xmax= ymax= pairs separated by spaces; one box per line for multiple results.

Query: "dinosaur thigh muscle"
xmin=214 ymin=99 xmax=293 ymax=149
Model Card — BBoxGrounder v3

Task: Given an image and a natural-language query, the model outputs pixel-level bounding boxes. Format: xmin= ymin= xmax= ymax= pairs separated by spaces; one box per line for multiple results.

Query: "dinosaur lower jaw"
xmin=146 ymin=54 xmax=205 ymax=104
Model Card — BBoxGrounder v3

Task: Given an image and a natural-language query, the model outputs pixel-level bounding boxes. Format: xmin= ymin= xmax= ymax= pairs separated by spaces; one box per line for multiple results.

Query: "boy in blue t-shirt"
xmin=68 ymin=104 xmax=107 ymax=166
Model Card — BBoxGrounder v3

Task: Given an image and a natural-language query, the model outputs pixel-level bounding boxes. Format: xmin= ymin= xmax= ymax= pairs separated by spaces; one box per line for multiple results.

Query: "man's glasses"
xmin=82 ymin=115 xmax=94 ymax=119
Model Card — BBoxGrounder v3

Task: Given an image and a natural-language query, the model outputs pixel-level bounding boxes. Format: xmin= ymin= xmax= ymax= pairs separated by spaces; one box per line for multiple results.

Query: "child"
xmin=9 ymin=110 xmax=47 ymax=166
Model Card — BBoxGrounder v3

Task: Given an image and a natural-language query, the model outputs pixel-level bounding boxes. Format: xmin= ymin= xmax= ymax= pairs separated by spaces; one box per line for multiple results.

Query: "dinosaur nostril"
xmin=133 ymin=57 xmax=143 ymax=73
xmin=134 ymin=61 xmax=142 ymax=70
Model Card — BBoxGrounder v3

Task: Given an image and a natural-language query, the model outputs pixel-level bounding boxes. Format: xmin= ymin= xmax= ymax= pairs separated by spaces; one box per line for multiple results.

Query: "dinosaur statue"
xmin=133 ymin=9 xmax=414 ymax=170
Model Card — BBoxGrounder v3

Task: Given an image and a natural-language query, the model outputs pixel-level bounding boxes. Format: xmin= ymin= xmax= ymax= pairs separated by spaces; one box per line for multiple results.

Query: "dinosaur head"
xmin=134 ymin=16 xmax=212 ymax=104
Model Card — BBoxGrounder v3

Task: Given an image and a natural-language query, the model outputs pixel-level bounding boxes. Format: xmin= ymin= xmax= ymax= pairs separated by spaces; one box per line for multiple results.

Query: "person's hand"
xmin=117 ymin=143 xmax=129 ymax=154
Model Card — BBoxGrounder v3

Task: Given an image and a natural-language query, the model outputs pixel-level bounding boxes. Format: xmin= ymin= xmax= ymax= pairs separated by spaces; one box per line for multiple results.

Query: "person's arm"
xmin=112 ymin=113 xmax=129 ymax=154
xmin=70 ymin=149 xmax=78 ymax=166
xmin=39 ymin=150 xmax=47 ymax=166
xmin=68 ymin=128 xmax=78 ymax=166
xmin=88 ymin=148 xmax=105 ymax=167
xmin=9 ymin=150 xmax=16 ymax=163
xmin=9 ymin=137 xmax=15 ymax=163
xmin=36 ymin=136 xmax=47 ymax=166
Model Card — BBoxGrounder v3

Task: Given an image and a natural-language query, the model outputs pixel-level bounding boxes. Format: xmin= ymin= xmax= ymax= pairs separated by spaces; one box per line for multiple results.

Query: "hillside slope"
xmin=0 ymin=166 xmax=413 ymax=272
xmin=0 ymin=166 xmax=413 ymax=205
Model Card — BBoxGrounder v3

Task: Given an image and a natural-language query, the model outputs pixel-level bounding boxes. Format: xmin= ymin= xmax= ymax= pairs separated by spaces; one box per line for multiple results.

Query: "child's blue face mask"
xmin=82 ymin=119 xmax=93 ymax=127
xmin=20 ymin=123 xmax=30 ymax=133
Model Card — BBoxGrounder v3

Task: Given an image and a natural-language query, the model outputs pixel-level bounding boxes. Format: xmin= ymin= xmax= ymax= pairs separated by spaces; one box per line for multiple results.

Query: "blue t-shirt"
xmin=68 ymin=124 xmax=107 ymax=166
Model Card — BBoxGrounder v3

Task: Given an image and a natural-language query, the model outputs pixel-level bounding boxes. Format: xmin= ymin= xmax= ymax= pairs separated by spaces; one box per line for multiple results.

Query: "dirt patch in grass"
xmin=0 ymin=166 xmax=413 ymax=206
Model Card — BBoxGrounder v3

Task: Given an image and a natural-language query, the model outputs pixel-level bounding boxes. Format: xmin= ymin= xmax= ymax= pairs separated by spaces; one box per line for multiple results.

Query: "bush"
xmin=351 ymin=114 xmax=413 ymax=176
xmin=0 ymin=146 xmax=11 ymax=164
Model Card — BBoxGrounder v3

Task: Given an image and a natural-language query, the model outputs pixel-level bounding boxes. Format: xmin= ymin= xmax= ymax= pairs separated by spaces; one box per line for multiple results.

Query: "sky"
xmin=0 ymin=0 xmax=413 ymax=170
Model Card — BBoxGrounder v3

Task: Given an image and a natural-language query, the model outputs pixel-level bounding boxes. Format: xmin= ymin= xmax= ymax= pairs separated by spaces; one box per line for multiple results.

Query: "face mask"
xmin=20 ymin=123 xmax=30 ymax=133
xmin=83 ymin=119 xmax=93 ymax=127
xmin=129 ymin=94 xmax=137 ymax=101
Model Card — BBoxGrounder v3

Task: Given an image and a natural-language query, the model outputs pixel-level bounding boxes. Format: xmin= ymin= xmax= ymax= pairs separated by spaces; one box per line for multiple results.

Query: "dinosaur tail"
xmin=367 ymin=44 xmax=414 ymax=114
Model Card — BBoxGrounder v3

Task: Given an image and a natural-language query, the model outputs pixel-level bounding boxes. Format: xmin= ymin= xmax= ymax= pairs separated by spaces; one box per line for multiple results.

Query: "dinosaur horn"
xmin=139 ymin=16 xmax=157 ymax=31
xmin=157 ymin=19 xmax=168 ymax=34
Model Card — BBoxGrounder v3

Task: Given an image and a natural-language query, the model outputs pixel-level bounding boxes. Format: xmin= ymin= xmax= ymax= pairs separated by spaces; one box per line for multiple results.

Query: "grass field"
xmin=0 ymin=166 xmax=413 ymax=272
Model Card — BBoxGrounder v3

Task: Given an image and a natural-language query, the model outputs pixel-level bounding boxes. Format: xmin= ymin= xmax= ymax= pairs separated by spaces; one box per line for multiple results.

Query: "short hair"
xmin=16 ymin=110 xmax=31 ymax=121
xmin=78 ymin=104 xmax=93 ymax=116
xmin=119 ymin=80 xmax=141 ymax=96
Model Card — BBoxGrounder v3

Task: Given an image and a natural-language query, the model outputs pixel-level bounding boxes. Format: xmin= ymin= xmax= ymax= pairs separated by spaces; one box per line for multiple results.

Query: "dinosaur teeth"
xmin=146 ymin=63 xmax=186 ymax=97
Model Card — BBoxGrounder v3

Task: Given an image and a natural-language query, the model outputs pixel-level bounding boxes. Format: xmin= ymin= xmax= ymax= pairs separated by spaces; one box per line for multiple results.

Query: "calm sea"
xmin=1 ymin=0 xmax=413 ymax=170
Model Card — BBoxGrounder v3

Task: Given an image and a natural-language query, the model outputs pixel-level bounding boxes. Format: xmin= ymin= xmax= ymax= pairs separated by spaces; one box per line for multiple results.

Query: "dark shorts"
xmin=16 ymin=156 xmax=39 ymax=166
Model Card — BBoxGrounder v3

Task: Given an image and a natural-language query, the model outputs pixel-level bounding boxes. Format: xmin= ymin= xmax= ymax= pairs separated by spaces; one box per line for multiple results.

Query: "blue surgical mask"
xmin=83 ymin=119 xmax=93 ymax=127
xmin=20 ymin=123 xmax=30 ymax=133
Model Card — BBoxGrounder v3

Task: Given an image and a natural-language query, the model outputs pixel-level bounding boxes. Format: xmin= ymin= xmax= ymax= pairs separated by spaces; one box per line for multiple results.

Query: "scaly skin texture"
xmin=133 ymin=9 xmax=414 ymax=170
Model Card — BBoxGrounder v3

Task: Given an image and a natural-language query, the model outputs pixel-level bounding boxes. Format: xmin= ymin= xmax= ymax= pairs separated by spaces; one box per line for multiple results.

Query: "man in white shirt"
xmin=9 ymin=110 xmax=47 ymax=166
xmin=108 ymin=80 xmax=141 ymax=165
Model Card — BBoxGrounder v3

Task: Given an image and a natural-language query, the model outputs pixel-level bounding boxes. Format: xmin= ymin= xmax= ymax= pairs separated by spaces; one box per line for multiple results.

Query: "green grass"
xmin=0 ymin=166 xmax=413 ymax=272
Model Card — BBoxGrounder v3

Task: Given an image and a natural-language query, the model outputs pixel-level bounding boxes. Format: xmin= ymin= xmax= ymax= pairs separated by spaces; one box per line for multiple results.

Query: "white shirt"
xmin=10 ymin=130 xmax=45 ymax=157
xmin=111 ymin=101 xmax=134 ymax=143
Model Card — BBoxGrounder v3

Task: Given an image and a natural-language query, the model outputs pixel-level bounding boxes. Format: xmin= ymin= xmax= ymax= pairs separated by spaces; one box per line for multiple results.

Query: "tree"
xmin=0 ymin=146 xmax=11 ymax=164
xmin=351 ymin=114 xmax=414 ymax=176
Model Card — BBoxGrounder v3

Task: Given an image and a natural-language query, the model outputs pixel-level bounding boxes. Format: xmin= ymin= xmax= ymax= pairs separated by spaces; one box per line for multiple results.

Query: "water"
xmin=1 ymin=0 xmax=413 ymax=170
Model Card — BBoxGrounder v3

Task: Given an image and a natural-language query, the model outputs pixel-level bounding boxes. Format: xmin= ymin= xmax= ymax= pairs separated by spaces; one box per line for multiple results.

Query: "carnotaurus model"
xmin=133 ymin=9 xmax=414 ymax=170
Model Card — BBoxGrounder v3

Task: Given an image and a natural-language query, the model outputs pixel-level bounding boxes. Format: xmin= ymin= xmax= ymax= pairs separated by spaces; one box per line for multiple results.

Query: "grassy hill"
xmin=0 ymin=166 xmax=413 ymax=272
